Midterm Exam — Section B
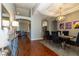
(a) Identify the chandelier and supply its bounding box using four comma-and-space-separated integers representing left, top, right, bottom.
57, 7, 65, 21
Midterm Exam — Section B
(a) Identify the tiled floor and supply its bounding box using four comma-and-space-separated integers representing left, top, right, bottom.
40, 40, 79, 56
17, 37, 58, 56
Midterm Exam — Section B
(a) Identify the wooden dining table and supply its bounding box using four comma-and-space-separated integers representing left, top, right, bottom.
59, 35, 76, 39
59, 35, 76, 49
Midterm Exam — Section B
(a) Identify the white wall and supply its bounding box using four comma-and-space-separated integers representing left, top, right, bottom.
0, 3, 1, 29
31, 11, 47, 40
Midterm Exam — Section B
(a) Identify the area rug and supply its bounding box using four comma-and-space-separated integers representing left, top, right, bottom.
40, 40, 79, 56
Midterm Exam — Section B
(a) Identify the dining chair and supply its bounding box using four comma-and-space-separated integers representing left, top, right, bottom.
21, 31, 27, 42
63, 31, 69, 36
44, 31, 51, 40
51, 31, 64, 45
65, 32, 79, 46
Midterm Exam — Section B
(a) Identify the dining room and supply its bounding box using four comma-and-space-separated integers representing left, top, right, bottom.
41, 4, 79, 55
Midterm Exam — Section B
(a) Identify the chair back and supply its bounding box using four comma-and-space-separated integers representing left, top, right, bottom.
44, 31, 50, 39
58, 31, 61, 36
51, 31, 59, 43
45, 31, 50, 36
76, 32, 79, 45
51, 31, 54, 37
52, 31, 58, 37
21, 31, 27, 36
63, 31, 69, 36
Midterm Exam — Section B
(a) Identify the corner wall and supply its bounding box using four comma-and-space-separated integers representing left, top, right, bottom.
31, 11, 46, 40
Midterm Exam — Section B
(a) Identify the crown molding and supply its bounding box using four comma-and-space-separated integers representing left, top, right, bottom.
54, 5, 79, 17
39, 5, 79, 17
15, 15, 31, 20
62, 5, 79, 15
2, 13, 9, 17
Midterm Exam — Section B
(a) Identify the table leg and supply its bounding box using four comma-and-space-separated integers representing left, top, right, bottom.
61, 41, 66, 49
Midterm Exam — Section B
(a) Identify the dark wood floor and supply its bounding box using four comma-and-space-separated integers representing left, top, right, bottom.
17, 35, 58, 56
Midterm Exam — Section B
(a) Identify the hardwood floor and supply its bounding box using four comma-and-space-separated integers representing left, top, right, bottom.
17, 35, 58, 56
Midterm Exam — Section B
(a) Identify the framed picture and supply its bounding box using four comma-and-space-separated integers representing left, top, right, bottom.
73, 20, 79, 29
65, 22, 72, 29
59, 23, 64, 29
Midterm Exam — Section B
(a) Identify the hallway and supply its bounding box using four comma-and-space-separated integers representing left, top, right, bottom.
17, 36, 58, 56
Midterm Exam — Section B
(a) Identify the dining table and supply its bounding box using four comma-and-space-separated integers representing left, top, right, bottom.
59, 35, 76, 39
59, 35, 76, 49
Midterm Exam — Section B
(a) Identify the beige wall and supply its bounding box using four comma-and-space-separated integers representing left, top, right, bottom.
57, 10, 79, 37
47, 17, 57, 32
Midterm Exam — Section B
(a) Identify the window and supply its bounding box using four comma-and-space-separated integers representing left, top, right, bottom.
2, 20, 10, 26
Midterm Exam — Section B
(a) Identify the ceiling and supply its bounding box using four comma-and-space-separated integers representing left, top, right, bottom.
2, 4, 9, 14
2, 4, 10, 17
37, 3, 79, 17
14, 3, 79, 17
15, 3, 37, 9
15, 3, 39, 16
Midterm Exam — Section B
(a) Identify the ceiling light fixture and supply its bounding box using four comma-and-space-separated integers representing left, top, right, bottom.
57, 7, 65, 21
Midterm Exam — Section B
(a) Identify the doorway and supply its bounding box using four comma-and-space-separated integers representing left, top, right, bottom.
17, 19, 31, 39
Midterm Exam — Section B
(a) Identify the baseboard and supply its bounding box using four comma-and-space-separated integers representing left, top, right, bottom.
31, 37, 43, 40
